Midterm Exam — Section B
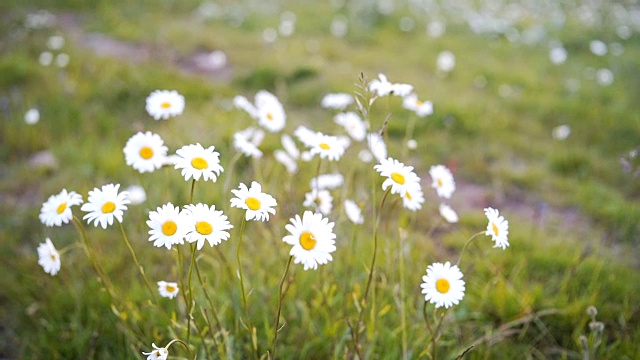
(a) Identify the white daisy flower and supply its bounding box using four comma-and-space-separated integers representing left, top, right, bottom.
310, 173, 344, 190
374, 157, 421, 196
183, 203, 233, 250
343, 199, 364, 224
123, 131, 168, 173
282, 211, 337, 270
337, 135, 352, 150
369, 73, 413, 97
300, 151, 314, 162
303, 188, 333, 216
39, 189, 83, 227
124, 185, 147, 205
24, 108, 40, 125
484, 207, 509, 249
309, 133, 345, 161
157, 281, 179, 299
230, 181, 277, 221
233, 95, 257, 118
367, 132, 388, 162
402, 185, 425, 212
81, 184, 130, 229
256, 91, 286, 132
321, 93, 353, 110
147, 203, 188, 249
436, 51, 456, 73
439, 203, 459, 223
174, 143, 224, 182
142, 343, 169, 360
402, 94, 433, 117
358, 149, 374, 163
274, 150, 298, 173
281, 134, 300, 159
429, 164, 456, 199
421, 261, 465, 308
37, 238, 61, 276
233, 128, 263, 159
293, 125, 319, 148
334, 112, 367, 141
145, 90, 185, 120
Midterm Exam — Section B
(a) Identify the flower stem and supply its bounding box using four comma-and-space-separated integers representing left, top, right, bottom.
456, 231, 486, 266
236, 217, 258, 359
271, 255, 293, 360
186, 243, 196, 343
166, 339, 194, 360
118, 221, 157, 303
189, 179, 196, 204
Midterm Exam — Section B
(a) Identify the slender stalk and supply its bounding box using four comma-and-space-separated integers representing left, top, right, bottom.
223, 152, 243, 193
193, 251, 226, 350
189, 179, 196, 204
176, 247, 191, 338
236, 217, 258, 359
456, 231, 486, 266
118, 221, 157, 303
186, 243, 197, 343
401, 115, 417, 159
399, 229, 408, 360
166, 339, 194, 360
271, 255, 293, 360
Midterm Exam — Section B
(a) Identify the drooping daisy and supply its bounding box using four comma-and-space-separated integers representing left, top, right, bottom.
310, 173, 344, 190
123, 131, 168, 173
421, 261, 465, 308
402, 94, 433, 117
174, 143, 224, 182
81, 184, 130, 229
142, 343, 169, 360
157, 281, 179, 299
274, 150, 298, 174
145, 90, 185, 120
282, 211, 337, 270
334, 112, 367, 141
439, 203, 459, 223
321, 93, 354, 110
183, 203, 233, 250
429, 164, 456, 199
374, 157, 420, 196
369, 73, 413, 97
233, 128, 263, 159
344, 199, 364, 224
309, 133, 345, 161
256, 90, 286, 132
39, 189, 83, 227
233, 95, 257, 118
367, 132, 387, 162
303, 188, 333, 216
37, 238, 61, 276
147, 203, 188, 249
484, 207, 509, 249
293, 125, 319, 148
230, 181, 277, 221
281, 134, 300, 159
402, 184, 425, 212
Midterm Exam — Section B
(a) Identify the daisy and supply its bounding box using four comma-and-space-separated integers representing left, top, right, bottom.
145, 90, 185, 120
39, 189, 83, 227
321, 93, 353, 110
142, 343, 169, 360
367, 132, 387, 162
123, 131, 168, 173
429, 164, 456, 199
24, 108, 40, 125
37, 238, 61, 276
233, 128, 263, 159
183, 203, 233, 250
484, 207, 509, 249
230, 181, 277, 221
81, 184, 130, 229
274, 150, 298, 174
235, 91, 286, 132
402, 184, 425, 212
310, 173, 344, 190
282, 211, 337, 270
281, 134, 300, 159
358, 149, 374, 163
147, 203, 188, 249
293, 125, 319, 148
303, 188, 333, 215
369, 73, 413, 97
174, 143, 224, 182
233, 95, 257, 118
402, 94, 433, 117
374, 157, 420, 196
334, 112, 367, 141
124, 185, 147, 205
157, 281, 179, 299
421, 261, 465, 308
439, 203, 459, 223
309, 133, 345, 161
344, 199, 364, 224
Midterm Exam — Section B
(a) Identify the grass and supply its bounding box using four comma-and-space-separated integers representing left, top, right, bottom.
1, 1, 639, 359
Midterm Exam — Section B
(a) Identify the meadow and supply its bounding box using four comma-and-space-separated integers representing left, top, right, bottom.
1, 0, 639, 359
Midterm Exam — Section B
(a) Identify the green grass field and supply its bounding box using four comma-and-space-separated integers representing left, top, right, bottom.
1, 1, 639, 359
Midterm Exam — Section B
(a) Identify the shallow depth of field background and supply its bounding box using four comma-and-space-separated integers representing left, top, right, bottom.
1, 0, 640, 359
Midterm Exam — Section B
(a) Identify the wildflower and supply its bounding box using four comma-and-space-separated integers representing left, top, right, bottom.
282, 211, 337, 270
184, 203, 233, 250
303, 188, 333, 215
407, 139, 418, 150
174, 143, 223, 182
402, 94, 433, 117
233, 127, 264, 159
145, 90, 185, 120
230, 181, 277, 221
344, 199, 364, 224
235, 91, 286, 132
321, 93, 353, 110
369, 73, 413, 97
37, 238, 61, 276
233, 95, 257, 118
367, 132, 387, 162
552, 125, 571, 140
436, 51, 456, 73
310, 173, 344, 190
334, 112, 367, 141
281, 134, 300, 159
24, 108, 40, 125
439, 203, 459, 223
124, 185, 147, 205
374, 157, 420, 196
123, 131, 168, 173
402, 185, 425, 212
309, 133, 345, 161
81, 184, 130, 229
274, 150, 297, 173
294, 125, 319, 148
421, 261, 465, 308
484, 207, 509, 249
142, 343, 169, 360
429, 164, 455, 199
358, 149, 374, 163
39, 189, 83, 227
157, 281, 179, 299
147, 203, 188, 249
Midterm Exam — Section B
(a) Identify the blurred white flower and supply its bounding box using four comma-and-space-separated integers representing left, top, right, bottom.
549, 46, 567, 65
310, 173, 344, 190
343, 199, 364, 224
596, 68, 614, 86
552, 125, 571, 140
39, 51, 53, 66
37, 238, 61, 276
437, 51, 456, 73
24, 108, 40, 125
125, 185, 147, 205
321, 93, 353, 110
334, 112, 367, 141
589, 40, 607, 56
47, 35, 65, 50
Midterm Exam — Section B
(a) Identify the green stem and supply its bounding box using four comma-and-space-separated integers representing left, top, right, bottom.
118, 221, 157, 303
401, 115, 417, 159
223, 152, 243, 194
361, 188, 391, 308
456, 231, 486, 267
272, 256, 293, 360
189, 179, 196, 204
193, 250, 226, 351
176, 247, 191, 338
166, 339, 194, 360
236, 217, 258, 359
186, 243, 196, 344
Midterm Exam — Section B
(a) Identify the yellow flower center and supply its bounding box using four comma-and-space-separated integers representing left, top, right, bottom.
299, 231, 316, 251
50, 254, 57, 261
245, 197, 261, 211
391, 172, 405, 185
437, 178, 443, 187
165, 284, 176, 293
405, 192, 412, 200
191, 157, 208, 170
56, 203, 67, 214
492, 222, 499, 236
102, 201, 116, 214
160, 102, 171, 109
416, 99, 423, 106
267, 113, 274, 121
319, 143, 331, 150
139, 146, 154, 159
162, 221, 177, 236
196, 221, 212, 235
436, 278, 450, 294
